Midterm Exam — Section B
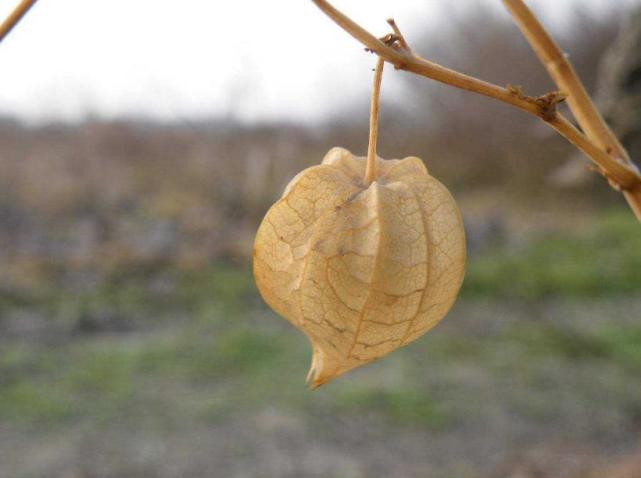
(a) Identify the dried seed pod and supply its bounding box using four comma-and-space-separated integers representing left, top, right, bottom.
253, 147, 466, 387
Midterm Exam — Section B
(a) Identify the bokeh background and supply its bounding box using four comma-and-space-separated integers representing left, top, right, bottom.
1, 1, 641, 477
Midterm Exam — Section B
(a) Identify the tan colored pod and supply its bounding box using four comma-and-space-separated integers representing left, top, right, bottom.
253, 147, 466, 388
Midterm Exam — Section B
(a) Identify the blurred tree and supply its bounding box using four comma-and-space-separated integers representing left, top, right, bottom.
597, 5, 641, 161
552, 5, 641, 189
396, 1, 625, 188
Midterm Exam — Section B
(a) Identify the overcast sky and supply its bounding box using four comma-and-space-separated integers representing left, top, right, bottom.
0, 0, 635, 124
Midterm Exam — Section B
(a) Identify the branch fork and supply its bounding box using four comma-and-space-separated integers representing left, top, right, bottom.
506, 84, 568, 121
311, 0, 641, 220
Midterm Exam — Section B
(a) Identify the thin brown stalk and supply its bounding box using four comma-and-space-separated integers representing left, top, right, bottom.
311, 0, 540, 117
365, 57, 385, 186
0, 0, 38, 43
310, 0, 641, 221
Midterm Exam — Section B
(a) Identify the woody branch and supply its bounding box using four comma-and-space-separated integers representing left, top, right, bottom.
311, 0, 641, 221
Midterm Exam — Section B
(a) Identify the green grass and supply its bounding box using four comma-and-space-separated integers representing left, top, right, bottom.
585, 326, 641, 371
0, 323, 306, 425
493, 322, 641, 373
1, 211, 640, 427
0, 382, 74, 423
506, 325, 613, 360
334, 386, 446, 427
4, 316, 640, 426
463, 211, 641, 299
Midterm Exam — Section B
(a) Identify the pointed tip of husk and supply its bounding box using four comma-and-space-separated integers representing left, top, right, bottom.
305, 346, 339, 390
305, 368, 324, 390
306, 349, 325, 390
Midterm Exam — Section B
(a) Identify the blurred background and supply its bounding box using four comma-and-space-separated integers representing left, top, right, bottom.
1, 0, 641, 477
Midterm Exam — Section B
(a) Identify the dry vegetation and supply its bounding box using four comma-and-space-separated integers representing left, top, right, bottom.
0, 3, 632, 292
1, 3, 641, 477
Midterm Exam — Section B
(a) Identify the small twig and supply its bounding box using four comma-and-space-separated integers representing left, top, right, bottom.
310, 0, 641, 221
312, 0, 542, 117
0, 0, 38, 43
386, 18, 410, 52
365, 57, 385, 186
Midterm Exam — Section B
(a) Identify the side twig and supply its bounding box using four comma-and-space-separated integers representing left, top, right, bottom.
310, 0, 641, 220
0, 0, 38, 43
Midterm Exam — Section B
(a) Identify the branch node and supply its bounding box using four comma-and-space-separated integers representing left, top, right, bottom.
386, 18, 411, 53
506, 84, 527, 100
534, 91, 567, 122
364, 34, 400, 56
507, 84, 567, 121
602, 169, 623, 191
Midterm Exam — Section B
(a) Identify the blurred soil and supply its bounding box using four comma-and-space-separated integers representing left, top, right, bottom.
0, 119, 640, 477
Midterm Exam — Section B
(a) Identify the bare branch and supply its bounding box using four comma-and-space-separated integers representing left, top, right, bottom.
0, 0, 38, 43
501, 0, 626, 158
501, 0, 641, 219
312, 0, 542, 117
310, 0, 641, 221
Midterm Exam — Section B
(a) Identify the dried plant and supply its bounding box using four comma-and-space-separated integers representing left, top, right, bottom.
254, 1, 641, 387
255, 54, 466, 387
312, 0, 641, 220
